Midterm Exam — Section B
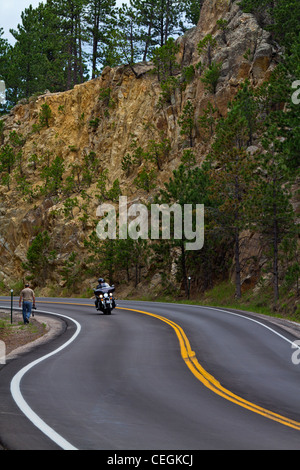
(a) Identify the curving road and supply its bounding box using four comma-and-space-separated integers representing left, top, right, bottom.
1, 297, 300, 450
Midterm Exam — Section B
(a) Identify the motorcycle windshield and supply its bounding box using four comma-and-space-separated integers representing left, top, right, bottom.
94, 286, 115, 295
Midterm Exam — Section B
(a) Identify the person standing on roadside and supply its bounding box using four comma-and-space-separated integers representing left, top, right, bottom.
19, 283, 36, 324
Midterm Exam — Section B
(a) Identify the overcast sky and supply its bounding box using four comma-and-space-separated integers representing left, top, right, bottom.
1, 0, 129, 44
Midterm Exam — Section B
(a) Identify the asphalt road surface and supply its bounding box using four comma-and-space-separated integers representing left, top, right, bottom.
1, 297, 300, 450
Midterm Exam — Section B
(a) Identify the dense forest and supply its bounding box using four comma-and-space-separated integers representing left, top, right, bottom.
0, 0, 299, 311
0, 0, 201, 108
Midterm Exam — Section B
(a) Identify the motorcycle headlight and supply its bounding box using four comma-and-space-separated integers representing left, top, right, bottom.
104, 293, 108, 298
100, 294, 103, 298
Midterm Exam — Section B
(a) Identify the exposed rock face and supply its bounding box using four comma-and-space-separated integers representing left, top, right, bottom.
0, 0, 280, 291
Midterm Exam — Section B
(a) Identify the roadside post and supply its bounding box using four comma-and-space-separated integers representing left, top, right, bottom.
10, 289, 13, 324
188, 276, 191, 299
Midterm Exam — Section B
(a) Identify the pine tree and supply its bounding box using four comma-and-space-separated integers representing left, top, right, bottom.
153, 0, 183, 47
0, 28, 9, 77
0, 28, 10, 112
209, 82, 258, 298
130, 0, 159, 61
115, 3, 144, 68
250, 125, 297, 303
23, 231, 56, 286
178, 100, 195, 147
239, 0, 300, 53
0, 144, 15, 189
249, 66, 299, 302
41, 155, 65, 196
197, 34, 217, 67
8, 2, 70, 101
201, 61, 222, 95
84, 0, 116, 78
131, 0, 184, 52
182, 0, 203, 26
152, 37, 180, 82
55, 0, 89, 88
156, 160, 211, 297
9, 5, 49, 99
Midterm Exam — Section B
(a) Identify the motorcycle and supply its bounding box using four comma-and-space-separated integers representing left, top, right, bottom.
94, 283, 116, 315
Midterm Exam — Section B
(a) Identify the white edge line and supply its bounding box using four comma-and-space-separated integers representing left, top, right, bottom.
200, 305, 300, 350
10, 308, 81, 450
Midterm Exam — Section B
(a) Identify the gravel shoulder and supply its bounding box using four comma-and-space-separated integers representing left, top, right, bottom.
0, 309, 65, 361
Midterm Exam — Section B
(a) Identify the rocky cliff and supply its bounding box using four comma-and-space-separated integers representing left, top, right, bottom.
0, 0, 281, 296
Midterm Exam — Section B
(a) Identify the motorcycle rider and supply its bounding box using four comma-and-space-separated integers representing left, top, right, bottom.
94, 278, 116, 310
96, 277, 107, 289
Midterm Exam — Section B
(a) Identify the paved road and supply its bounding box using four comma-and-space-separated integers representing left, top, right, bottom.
1, 297, 300, 450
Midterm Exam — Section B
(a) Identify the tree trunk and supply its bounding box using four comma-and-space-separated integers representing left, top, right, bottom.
143, 17, 153, 61
164, 0, 170, 44
273, 199, 279, 302
234, 227, 242, 298
135, 263, 138, 288
92, 5, 100, 79
181, 240, 188, 297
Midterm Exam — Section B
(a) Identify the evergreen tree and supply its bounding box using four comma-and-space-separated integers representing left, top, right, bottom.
201, 61, 222, 95
115, 3, 144, 68
239, 0, 300, 53
249, 65, 299, 302
0, 144, 15, 189
209, 82, 258, 298
8, 3, 67, 101
250, 126, 297, 303
152, 37, 179, 82
23, 230, 56, 286
9, 5, 49, 99
178, 100, 195, 147
197, 34, 217, 67
156, 160, 211, 296
153, 0, 183, 47
182, 0, 203, 26
41, 155, 65, 196
60, 251, 83, 292
0, 28, 9, 77
35, 1, 69, 90
1, 0, 200, 99
0, 28, 10, 112
7, 0, 89, 101
114, 237, 135, 282
84, 0, 116, 77
130, 0, 159, 61
55, 0, 89, 88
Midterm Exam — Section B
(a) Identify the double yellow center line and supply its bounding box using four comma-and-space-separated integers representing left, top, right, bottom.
121, 306, 300, 431
4, 299, 300, 431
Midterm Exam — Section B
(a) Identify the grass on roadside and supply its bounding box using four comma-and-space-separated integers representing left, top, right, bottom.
0, 310, 47, 354
133, 280, 300, 323
0, 312, 40, 335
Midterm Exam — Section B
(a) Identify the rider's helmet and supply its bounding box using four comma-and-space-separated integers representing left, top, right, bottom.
98, 278, 105, 284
